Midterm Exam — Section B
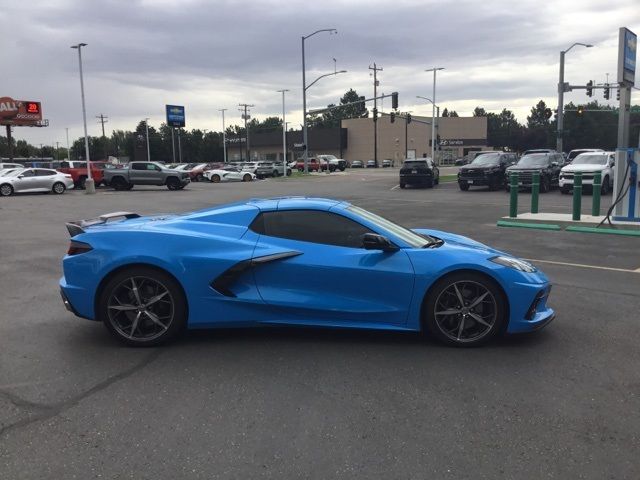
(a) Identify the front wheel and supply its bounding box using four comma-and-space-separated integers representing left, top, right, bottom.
52, 182, 66, 194
0, 183, 13, 196
459, 182, 469, 191
211, 174, 221, 183
112, 177, 129, 191
601, 176, 610, 195
166, 177, 181, 190
97, 266, 187, 347
77, 176, 87, 190
423, 272, 507, 347
243, 174, 252, 182
540, 176, 551, 193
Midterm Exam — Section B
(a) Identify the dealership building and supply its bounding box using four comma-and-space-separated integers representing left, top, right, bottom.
227, 115, 488, 164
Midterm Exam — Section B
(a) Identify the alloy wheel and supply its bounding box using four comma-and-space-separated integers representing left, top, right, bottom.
0, 184, 12, 196
107, 276, 175, 342
433, 280, 497, 343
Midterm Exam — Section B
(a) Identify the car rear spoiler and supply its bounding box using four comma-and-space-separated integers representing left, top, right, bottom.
66, 212, 140, 237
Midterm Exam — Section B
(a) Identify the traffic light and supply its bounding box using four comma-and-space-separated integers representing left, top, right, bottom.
586, 80, 593, 97
373, 107, 378, 122
604, 86, 610, 100
390, 111, 395, 123
391, 92, 398, 110
406, 113, 412, 124
616, 88, 620, 101
577, 105, 584, 115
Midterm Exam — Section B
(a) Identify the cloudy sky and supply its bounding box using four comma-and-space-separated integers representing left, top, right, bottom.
2, 0, 638, 148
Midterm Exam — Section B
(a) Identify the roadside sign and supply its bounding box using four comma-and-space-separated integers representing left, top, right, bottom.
166, 105, 185, 128
618, 27, 637, 86
0, 97, 43, 126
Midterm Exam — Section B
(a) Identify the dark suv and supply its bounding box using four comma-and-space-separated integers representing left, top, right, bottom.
505, 152, 563, 192
399, 158, 439, 188
458, 152, 517, 191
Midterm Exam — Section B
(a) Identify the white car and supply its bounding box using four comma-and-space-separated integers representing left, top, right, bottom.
0, 162, 23, 171
204, 167, 255, 183
0, 168, 74, 196
559, 151, 615, 195
0, 167, 24, 177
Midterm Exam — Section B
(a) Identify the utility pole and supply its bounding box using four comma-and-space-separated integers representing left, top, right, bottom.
369, 63, 383, 167
56, 141, 60, 160
426, 67, 444, 163
96, 114, 108, 137
238, 103, 254, 161
171, 128, 176, 164
65, 127, 70, 160
144, 118, 151, 162
219, 108, 228, 163
277, 90, 289, 175
178, 128, 183, 163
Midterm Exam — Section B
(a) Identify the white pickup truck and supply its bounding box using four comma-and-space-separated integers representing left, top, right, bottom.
559, 151, 615, 195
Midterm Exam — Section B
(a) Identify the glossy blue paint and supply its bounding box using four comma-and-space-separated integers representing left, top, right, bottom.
60, 197, 554, 336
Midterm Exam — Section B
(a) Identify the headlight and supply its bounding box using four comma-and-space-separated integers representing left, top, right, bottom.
490, 256, 536, 272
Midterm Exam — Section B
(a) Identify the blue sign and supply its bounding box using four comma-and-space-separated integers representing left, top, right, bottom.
624, 29, 636, 76
166, 105, 185, 128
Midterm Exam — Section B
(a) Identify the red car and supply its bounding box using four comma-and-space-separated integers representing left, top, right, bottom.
294, 157, 335, 172
57, 161, 113, 189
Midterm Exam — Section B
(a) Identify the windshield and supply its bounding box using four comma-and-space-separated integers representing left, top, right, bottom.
568, 150, 597, 160
347, 205, 431, 248
4, 169, 25, 177
471, 153, 501, 165
573, 154, 607, 165
403, 161, 427, 167
516, 154, 548, 167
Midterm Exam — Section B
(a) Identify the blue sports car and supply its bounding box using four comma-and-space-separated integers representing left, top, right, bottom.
60, 198, 554, 347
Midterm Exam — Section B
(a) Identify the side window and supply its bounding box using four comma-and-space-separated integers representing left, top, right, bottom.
147, 164, 159, 171
252, 210, 372, 248
22, 170, 35, 177
131, 163, 145, 171
36, 169, 54, 176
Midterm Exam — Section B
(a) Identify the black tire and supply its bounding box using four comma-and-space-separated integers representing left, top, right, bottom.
112, 177, 129, 191
459, 182, 470, 191
196, 174, 204, 182
340, 167, 345, 172
273, 170, 279, 177
425, 179, 434, 188
298, 168, 304, 173
97, 266, 187, 347
540, 176, 551, 193
125, 184, 134, 191
166, 177, 180, 190
211, 174, 221, 183
77, 176, 87, 190
423, 271, 507, 347
601, 176, 610, 195
560, 186, 570, 195
504, 183, 511, 192
0, 183, 13, 196
399, 182, 406, 189
286, 169, 292, 176
488, 177, 500, 191
52, 182, 66, 195
243, 173, 253, 182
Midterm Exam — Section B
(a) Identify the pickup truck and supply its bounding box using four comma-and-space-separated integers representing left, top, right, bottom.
102, 161, 191, 190
57, 161, 110, 189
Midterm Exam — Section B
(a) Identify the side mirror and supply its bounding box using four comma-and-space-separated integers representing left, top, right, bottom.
610, 160, 615, 167
18, 175, 24, 179
362, 233, 398, 252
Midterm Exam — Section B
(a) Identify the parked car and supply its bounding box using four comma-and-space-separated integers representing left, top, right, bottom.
505, 152, 563, 192
366, 160, 376, 168
565, 149, 604, 165
559, 151, 615, 195
350, 160, 364, 168
0, 168, 74, 196
204, 166, 255, 183
0, 162, 23, 171
60, 198, 554, 347
382, 159, 392, 168
270, 162, 292, 177
0, 167, 23, 177
458, 152, 517, 191
399, 158, 440, 188
57, 161, 111, 189
317, 154, 347, 171
294, 158, 335, 172
102, 162, 190, 191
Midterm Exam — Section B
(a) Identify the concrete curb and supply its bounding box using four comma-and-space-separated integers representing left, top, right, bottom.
497, 220, 561, 230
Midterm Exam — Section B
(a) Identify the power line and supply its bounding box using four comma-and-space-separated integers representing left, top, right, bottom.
96, 114, 109, 137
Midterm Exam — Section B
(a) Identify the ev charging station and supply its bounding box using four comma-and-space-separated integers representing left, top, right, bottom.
611, 27, 639, 224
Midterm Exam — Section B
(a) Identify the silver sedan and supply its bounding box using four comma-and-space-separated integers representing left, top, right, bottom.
0, 168, 75, 196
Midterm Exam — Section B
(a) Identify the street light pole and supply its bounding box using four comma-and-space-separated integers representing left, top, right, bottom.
425, 67, 444, 162
71, 42, 95, 194
144, 118, 151, 162
65, 127, 70, 160
277, 90, 289, 176
219, 108, 228, 163
556, 42, 593, 154
302, 28, 341, 174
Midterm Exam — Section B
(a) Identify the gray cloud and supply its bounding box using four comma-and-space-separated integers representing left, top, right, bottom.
1, 0, 638, 146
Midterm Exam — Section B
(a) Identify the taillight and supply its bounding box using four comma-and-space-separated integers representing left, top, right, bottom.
67, 240, 92, 255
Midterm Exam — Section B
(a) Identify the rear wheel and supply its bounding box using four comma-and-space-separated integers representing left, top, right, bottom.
112, 177, 129, 191
211, 174, 221, 183
243, 173, 253, 182
540, 176, 551, 193
272, 170, 279, 177
52, 182, 66, 194
196, 173, 204, 182
77, 176, 87, 190
0, 183, 13, 196
98, 266, 187, 347
166, 177, 180, 190
561, 186, 570, 195
424, 271, 507, 347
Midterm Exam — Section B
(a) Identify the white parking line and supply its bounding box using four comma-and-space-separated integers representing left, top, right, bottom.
390, 185, 400, 191
523, 258, 640, 274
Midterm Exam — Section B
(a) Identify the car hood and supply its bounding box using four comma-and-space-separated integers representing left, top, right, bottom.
561, 164, 606, 173
460, 164, 499, 171
506, 165, 546, 171
412, 228, 503, 254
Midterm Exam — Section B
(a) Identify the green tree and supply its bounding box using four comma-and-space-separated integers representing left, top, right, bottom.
473, 107, 487, 117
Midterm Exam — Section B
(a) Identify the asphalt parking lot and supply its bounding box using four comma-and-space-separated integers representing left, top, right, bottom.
1, 168, 639, 479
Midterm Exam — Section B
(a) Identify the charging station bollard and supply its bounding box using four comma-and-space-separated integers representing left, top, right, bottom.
572, 172, 582, 221
509, 172, 518, 218
531, 171, 540, 214
592, 171, 601, 217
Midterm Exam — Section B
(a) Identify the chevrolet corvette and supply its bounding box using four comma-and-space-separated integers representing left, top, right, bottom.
60, 198, 554, 347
